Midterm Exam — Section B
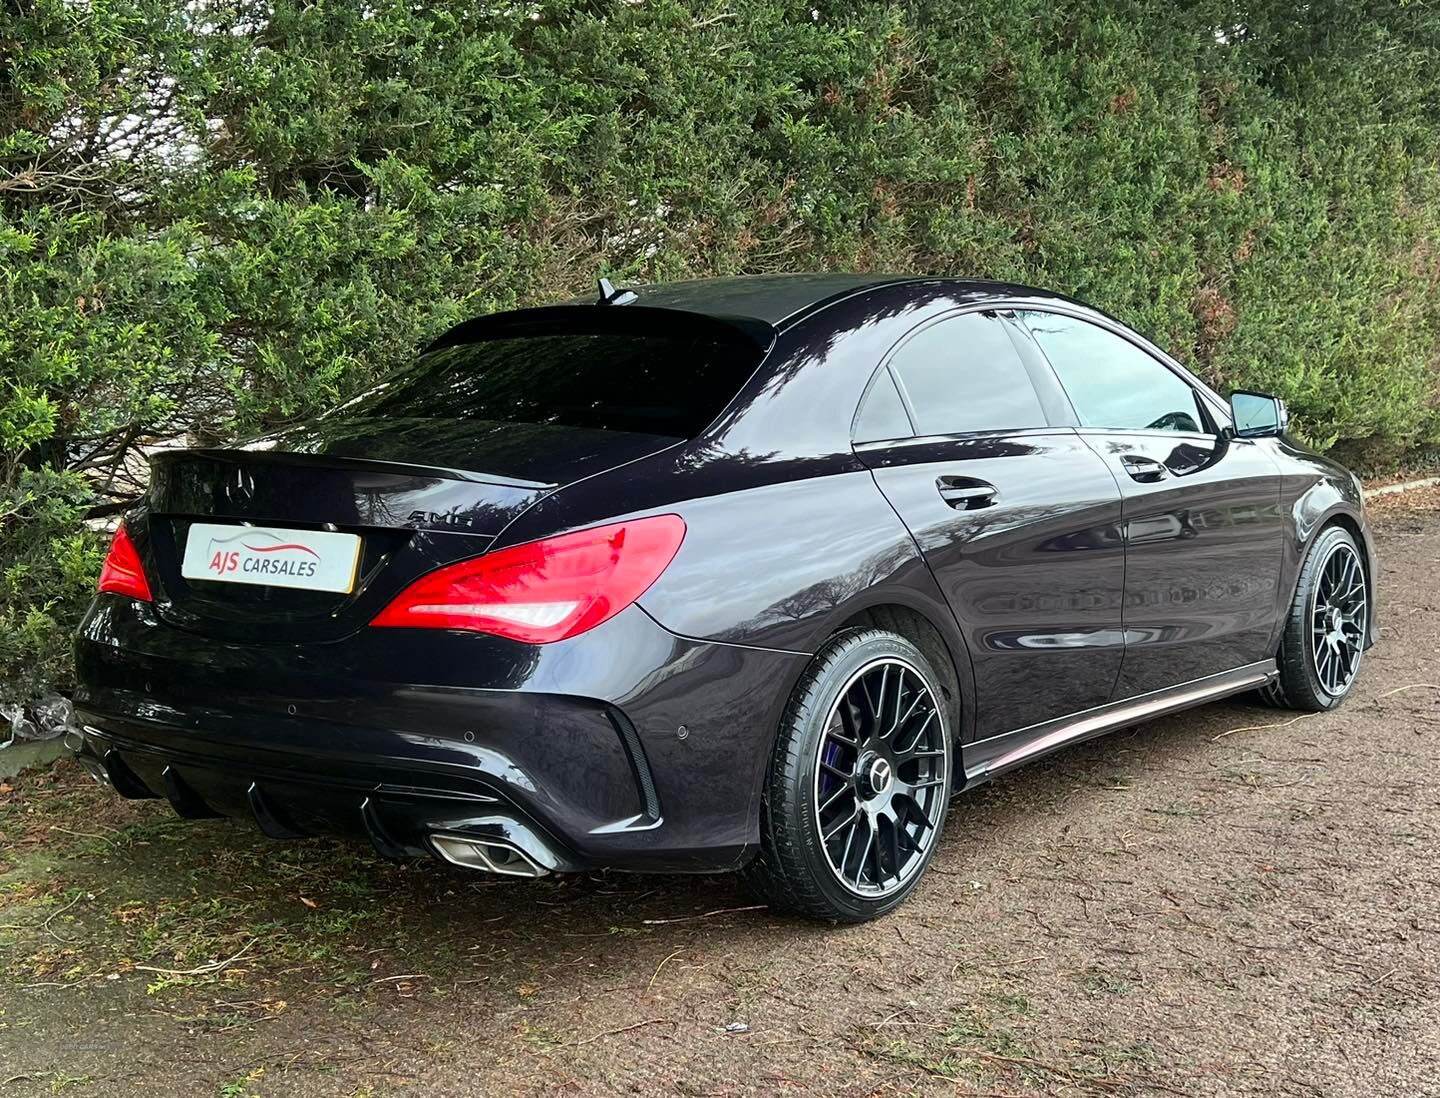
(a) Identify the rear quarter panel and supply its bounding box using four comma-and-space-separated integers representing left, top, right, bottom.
490, 285, 989, 733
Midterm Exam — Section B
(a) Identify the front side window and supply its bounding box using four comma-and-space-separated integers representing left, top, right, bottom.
1019, 312, 1207, 433
887, 313, 1048, 436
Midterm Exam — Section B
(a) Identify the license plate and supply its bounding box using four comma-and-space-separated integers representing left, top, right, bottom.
181, 523, 362, 593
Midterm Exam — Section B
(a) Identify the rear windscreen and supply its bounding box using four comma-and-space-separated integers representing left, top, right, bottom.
351, 329, 762, 438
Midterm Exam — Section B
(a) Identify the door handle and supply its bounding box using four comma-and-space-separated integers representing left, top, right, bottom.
936, 476, 998, 510
1120, 455, 1169, 483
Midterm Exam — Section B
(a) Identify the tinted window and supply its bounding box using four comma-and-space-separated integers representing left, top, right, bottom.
889, 314, 1047, 435
350, 330, 760, 438
1021, 313, 1206, 433
853, 370, 913, 442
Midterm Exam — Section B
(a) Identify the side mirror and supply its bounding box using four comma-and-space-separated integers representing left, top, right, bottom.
1229, 390, 1288, 439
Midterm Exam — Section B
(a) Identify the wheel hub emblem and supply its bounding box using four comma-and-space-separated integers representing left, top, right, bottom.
865, 756, 892, 797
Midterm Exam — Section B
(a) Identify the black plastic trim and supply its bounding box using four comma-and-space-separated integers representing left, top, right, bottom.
606, 707, 661, 822
161, 764, 222, 819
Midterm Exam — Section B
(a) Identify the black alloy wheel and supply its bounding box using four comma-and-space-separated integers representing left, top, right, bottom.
813, 657, 948, 897
1263, 524, 1370, 712
1308, 540, 1367, 696
744, 629, 954, 922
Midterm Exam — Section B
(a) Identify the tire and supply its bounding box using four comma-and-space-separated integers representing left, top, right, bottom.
742, 628, 955, 922
1260, 524, 1369, 712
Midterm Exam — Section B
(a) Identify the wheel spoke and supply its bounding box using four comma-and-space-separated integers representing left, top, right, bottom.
853, 820, 875, 888
825, 720, 858, 749
904, 793, 937, 833
1342, 554, 1361, 590
902, 777, 945, 793
897, 746, 945, 764
879, 814, 901, 884
866, 666, 888, 724
887, 686, 924, 742
823, 807, 859, 842
1337, 639, 1356, 674
884, 669, 902, 737
896, 707, 936, 755
838, 815, 859, 873
819, 783, 852, 814
896, 825, 924, 855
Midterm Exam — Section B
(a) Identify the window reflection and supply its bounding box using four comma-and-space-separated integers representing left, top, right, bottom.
1020, 312, 1205, 433
350, 331, 761, 439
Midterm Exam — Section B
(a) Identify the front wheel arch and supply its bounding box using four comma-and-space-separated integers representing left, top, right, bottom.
1263, 521, 1370, 711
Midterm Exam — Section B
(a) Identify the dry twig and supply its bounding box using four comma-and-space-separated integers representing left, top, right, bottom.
1211, 715, 1307, 742
1376, 683, 1440, 698
647, 948, 685, 991
575, 1018, 674, 1045
642, 904, 766, 925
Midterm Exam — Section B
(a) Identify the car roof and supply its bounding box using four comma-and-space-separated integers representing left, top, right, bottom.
426, 274, 1089, 354
619, 273, 1077, 327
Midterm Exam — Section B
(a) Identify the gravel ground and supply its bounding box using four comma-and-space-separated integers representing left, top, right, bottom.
1, 495, 1436, 1097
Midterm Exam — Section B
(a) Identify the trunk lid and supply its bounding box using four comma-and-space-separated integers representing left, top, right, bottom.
142, 420, 679, 643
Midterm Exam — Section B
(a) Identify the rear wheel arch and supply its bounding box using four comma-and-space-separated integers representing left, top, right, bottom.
831, 604, 968, 739
832, 605, 972, 795
741, 597, 973, 853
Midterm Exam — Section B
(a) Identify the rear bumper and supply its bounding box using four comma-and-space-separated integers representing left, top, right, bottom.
72, 716, 586, 874
74, 597, 808, 873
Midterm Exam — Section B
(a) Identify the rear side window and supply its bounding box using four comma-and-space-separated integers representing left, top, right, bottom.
1020, 312, 1208, 434
888, 313, 1048, 436
354, 329, 761, 438
853, 370, 913, 443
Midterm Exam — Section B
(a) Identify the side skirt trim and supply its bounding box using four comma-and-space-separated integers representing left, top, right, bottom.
963, 660, 1277, 784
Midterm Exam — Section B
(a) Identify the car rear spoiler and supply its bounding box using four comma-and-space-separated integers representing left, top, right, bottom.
423, 304, 777, 356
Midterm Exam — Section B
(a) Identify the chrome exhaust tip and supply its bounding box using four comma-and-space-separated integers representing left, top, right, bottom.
430, 833, 550, 878
77, 754, 111, 787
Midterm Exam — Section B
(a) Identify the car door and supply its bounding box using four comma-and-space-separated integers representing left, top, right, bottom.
1016, 309, 1285, 699
852, 309, 1127, 741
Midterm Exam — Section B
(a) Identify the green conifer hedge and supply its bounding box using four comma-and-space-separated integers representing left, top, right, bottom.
3, 1, 1438, 701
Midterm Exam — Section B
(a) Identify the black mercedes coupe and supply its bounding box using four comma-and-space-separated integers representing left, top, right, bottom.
73, 275, 1376, 921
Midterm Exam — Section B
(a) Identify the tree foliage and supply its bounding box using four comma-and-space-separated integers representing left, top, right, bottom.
2, 0, 1439, 700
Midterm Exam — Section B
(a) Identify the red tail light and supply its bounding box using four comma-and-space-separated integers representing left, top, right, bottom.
97, 521, 153, 603
371, 515, 686, 643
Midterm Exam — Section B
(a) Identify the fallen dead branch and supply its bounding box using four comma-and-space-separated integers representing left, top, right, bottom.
133, 937, 258, 977
647, 947, 685, 991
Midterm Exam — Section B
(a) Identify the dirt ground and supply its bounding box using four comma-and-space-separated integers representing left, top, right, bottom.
2, 494, 1437, 1098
